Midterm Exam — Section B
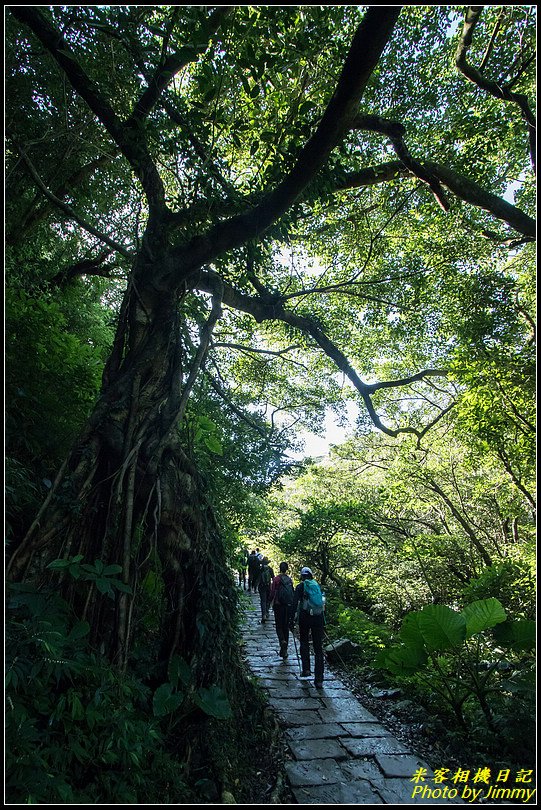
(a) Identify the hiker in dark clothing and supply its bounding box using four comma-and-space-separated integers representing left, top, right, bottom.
237, 546, 249, 589
291, 567, 325, 688
247, 550, 260, 593
270, 561, 295, 658
258, 557, 274, 622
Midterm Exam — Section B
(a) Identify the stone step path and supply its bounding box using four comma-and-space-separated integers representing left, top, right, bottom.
241, 592, 461, 804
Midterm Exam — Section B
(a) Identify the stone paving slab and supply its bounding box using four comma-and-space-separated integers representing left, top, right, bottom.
279, 710, 324, 726
375, 753, 433, 778
340, 721, 394, 737
320, 695, 377, 713
379, 778, 451, 804
291, 779, 383, 804
287, 737, 349, 761
341, 735, 410, 757
265, 686, 315, 698
285, 723, 346, 741
269, 697, 322, 711
240, 590, 463, 804
318, 705, 379, 724
339, 757, 387, 783
304, 685, 349, 696
285, 757, 348, 786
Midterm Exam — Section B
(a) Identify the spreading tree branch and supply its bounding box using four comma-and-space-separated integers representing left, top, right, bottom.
11, 151, 117, 242
352, 115, 450, 211
170, 7, 401, 275
50, 252, 121, 286
338, 160, 535, 238
193, 268, 452, 440
456, 6, 536, 172
203, 371, 273, 441
10, 6, 167, 211
126, 6, 233, 127
13, 139, 133, 259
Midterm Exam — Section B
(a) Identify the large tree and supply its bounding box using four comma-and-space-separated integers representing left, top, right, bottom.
6, 5, 535, 682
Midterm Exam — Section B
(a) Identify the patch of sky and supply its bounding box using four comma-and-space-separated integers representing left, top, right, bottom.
286, 399, 360, 461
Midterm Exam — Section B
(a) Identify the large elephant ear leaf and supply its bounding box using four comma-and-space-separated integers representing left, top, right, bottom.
195, 685, 232, 720
461, 598, 507, 637
375, 644, 428, 675
400, 610, 425, 647
493, 619, 536, 651
418, 604, 466, 651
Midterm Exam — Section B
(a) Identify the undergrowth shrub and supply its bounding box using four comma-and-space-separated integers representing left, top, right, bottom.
324, 593, 392, 675
5, 581, 193, 804
5, 576, 279, 804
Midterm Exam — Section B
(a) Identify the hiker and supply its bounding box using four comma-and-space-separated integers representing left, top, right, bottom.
258, 557, 274, 623
237, 547, 249, 589
291, 567, 325, 688
247, 550, 261, 593
270, 561, 295, 658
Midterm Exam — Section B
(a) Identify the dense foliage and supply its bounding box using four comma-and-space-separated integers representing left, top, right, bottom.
5, 4, 535, 803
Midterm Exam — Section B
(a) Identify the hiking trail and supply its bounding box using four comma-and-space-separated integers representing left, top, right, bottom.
241, 591, 462, 804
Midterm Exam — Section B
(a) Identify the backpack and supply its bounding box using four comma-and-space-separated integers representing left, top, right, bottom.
274, 574, 294, 606
302, 579, 324, 616
260, 565, 271, 589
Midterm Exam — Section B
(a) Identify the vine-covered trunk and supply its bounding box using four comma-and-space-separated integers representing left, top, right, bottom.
7, 250, 238, 681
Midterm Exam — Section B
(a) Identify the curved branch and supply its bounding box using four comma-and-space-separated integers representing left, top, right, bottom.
212, 341, 307, 369
193, 268, 452, 440
338, 160, 536, 238
127, 7, 233, 127
352, 115, 450, 211
424, 161, 536, 238
11, 151, 117, 241
14, 140, 133, 259
456, 6, 536, 172
177, 287, 224, 425
366, 369, 449, 394
10, 6, 167, 211
50, 252, 121, 287
204, 371, 270, 440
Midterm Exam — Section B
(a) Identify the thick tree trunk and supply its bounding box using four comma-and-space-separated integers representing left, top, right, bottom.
7, 250, 236, 678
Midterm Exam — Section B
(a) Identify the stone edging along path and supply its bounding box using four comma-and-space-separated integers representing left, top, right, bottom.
241, 592, 463, 805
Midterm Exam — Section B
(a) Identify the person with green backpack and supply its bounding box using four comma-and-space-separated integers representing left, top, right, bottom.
258, 557, 274, 623
291, 567, 325, 688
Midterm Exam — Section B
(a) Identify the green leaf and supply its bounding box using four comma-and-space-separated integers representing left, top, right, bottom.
110, 579, 133, 594
204, 434, 223, 455
70, 693, 84, 720
461, 598, 506, 637
152, 683, 185, 718
493, 619, 536, 651
195, 685, 232, 719
95, 578, 113, 595
168, 656, 192, 688
142, 570, 160, 595
47, 559, 71, 570
375, 645, 428, 675
400, 610, 425, 647
103, 564, 122, 576
68, 620, 90, 641
499, 670, 536, 694
93, 559, 105, 575
417, 604, 466, 651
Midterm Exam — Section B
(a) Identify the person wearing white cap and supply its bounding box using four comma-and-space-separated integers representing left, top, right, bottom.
291, 567, 325, 688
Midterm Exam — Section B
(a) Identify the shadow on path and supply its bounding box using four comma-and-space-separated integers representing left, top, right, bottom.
241, 591, 463, 804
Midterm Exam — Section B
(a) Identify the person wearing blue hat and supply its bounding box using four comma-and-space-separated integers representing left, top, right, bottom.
291, 566, 325, 688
